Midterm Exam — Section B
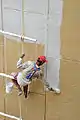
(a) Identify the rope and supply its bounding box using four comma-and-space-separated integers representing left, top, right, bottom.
4, 36, 8, 116
35, 41, 38, 61
1, 0, 7, 119
18, 96, 22, 120
17, 37, 22, 120
21, 0, 25, 54
17, 41, 22, 120
44, 0, 50, 120
2, 24, 8, 120
17, 0, 25, 119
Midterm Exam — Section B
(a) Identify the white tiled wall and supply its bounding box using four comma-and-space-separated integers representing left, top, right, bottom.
1, 0, 47, 43
3, 0, 22, 10
3, 9, 22, 35
24, 12, 46, 43
49, 0, 63, 26
24, 0, 48, 15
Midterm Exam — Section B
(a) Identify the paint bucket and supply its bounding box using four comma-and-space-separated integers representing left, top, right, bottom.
6, 81, 14, 93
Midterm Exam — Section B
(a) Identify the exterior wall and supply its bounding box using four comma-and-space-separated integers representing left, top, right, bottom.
0, 0, 62, 90
0, 0, 80, 120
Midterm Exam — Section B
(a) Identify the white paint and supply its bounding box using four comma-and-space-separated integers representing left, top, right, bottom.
45, 58, 60, 90
24, 0, 48, 15
45, 0, 63, 91
47, 26, 60, 58
24, 12, 46, 43
3, 0, 22, 11
49, 0, 63, 26
3, 9, 21, 35
0, 112, 22, 120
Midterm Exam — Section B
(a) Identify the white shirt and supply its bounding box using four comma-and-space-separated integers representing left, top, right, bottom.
16, 58, 39, 87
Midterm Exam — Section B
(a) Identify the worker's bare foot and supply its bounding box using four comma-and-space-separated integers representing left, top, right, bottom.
18, 90, 23, 96
24, 93, 28, 98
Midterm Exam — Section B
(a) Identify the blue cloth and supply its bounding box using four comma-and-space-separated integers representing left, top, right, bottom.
26, 63, 40, 79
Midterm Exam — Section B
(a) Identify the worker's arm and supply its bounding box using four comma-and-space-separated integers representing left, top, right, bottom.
16, 53, 25, 68
23, 62, 41, 79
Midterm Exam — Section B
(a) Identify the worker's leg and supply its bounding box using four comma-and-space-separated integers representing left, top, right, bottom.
11, 79, 22, 96
11, 72, 21, 90
23, 85, 28, 98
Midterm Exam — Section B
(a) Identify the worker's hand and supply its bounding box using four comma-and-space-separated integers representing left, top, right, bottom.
21, 53, 25, 58
21, 35, 24, 41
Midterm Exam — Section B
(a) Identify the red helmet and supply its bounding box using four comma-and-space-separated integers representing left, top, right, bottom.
38, 56, 48, 63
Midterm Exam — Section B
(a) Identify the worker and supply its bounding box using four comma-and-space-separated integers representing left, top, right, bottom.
11, 53, 48, 98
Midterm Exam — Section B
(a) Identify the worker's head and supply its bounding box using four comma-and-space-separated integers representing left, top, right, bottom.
36, 56, 48, 66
